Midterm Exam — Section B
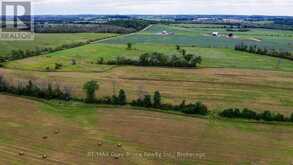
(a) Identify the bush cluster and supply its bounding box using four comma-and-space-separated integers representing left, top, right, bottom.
130, 92, 208, 116
235, 43, 292, 61
219, 108, 293, 122
98, 52, 202, 68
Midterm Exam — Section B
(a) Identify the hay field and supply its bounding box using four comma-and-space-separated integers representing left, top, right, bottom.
1, 66, 292, 114
1, 94, 293, 164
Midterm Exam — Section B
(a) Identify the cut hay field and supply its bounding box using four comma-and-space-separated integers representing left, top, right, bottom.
1, 66, 293, 115
102, 24, 293, 52
4, 43, 293, 72
0, 33, 117, 57
1, 94, 293, 165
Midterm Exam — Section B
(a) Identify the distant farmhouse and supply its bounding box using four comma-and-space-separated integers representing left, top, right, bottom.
157, 30, 175, 36
212, 32, 219, 36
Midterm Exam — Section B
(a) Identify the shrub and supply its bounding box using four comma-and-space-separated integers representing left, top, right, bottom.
55, 63, 63, 70
181, 102, 208, 115
127, 43, 132, 50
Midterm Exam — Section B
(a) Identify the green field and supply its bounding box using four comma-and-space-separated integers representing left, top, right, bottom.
102, 24, 293, 51
1, 94, 293, 164
4, 43, 293, 72
0, 33, 117, 57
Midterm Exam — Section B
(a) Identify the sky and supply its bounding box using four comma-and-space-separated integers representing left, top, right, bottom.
8, 0, 293, 16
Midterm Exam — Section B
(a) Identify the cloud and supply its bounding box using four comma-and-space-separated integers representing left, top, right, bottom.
30, 0, 293, 16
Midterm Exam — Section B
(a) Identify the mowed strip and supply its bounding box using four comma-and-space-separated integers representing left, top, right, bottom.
1, 66, 293, 114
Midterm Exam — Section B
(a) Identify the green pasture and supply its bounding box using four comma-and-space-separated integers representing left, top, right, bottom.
4, 43, 293, 72
102, 24, 293, 52
0, 33, 117, 57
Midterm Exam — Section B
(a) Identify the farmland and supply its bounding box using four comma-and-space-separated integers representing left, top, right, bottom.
1, 23, 293, 164
1, 94, 293, 164
4, 44, 293, 72
1, 66, 293, 115
0, 33, 117, 57
102, 24, 293, 52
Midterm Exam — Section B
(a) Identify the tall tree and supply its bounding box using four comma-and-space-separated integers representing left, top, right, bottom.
83, 80, 99, 103
153, 91, 161, 108
118, 89, 127, 105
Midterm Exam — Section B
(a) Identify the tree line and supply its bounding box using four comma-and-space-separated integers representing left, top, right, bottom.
0, 76, 71, 100
35, 24, 135, 34
1, 76, 293, 123
97, 52, 202, 68
235, 43, 293, 61
219, 108, 293, 122
82, 80, 208, 116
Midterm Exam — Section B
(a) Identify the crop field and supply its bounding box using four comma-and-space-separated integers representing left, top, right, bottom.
1, 94, 293, 165
4, 43, 293, 72
0, 33, 117, 57
102, 24, 293, 51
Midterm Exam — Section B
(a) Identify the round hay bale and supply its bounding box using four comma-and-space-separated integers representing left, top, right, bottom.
54, 130, 60, 134
42, 136, 48, 139
42, 154, 48, 159
19, 152, 24, 156
117, 144, 122, 148
97, 141, 102, 146
114, 155, 119, 159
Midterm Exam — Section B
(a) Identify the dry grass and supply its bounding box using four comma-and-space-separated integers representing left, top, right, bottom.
0, 95, 131, 165
1, 94, 293, 164
1, 66, 293, 114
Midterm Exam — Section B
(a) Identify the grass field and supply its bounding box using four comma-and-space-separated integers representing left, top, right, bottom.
0, 33, 117, 57
102, 24, 293, 51
1, 94, 293, 164
4, 43, 293, 72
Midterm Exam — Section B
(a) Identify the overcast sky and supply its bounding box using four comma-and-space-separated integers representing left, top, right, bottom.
27, 0, 293, 16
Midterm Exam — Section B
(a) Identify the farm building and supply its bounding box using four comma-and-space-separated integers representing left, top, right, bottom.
157, 31, 175, 36
212, 32, 219, 36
